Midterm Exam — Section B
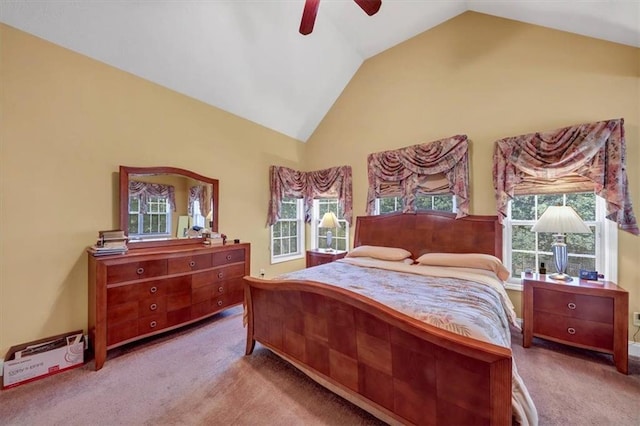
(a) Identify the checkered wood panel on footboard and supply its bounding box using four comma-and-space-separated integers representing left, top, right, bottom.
246, 282, 512, 426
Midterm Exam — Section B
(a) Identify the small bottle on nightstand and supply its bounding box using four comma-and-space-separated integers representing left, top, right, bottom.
539, 262, 546, 274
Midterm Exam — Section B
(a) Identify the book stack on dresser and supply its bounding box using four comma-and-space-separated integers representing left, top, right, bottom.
89, 230, 128, 256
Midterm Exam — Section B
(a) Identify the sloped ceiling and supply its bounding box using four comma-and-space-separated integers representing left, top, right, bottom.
1, 1, 638, 142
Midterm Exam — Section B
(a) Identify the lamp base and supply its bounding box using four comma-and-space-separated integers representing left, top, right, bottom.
548, 272, 573, 282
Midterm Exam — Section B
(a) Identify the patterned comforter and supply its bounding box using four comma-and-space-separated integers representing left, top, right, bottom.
276, 257, 538, 426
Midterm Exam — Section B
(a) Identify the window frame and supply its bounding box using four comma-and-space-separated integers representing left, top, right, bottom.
310, 199, 350, 251
503, 194, 617, 291
270, 197, 305, 264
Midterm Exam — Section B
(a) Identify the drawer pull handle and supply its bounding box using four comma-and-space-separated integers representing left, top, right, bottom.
226, 254, 232, 261
150, 303, 157, 311
150, 286, 158, 294
567, 327, 576, 335
189, 261, 196, 267
217, 300, 223, 306
218, 272, 224, 279
218, 286, 224, 293
136, 267, 144, 275
150, 321, 157, 328
567, 302, 576, 310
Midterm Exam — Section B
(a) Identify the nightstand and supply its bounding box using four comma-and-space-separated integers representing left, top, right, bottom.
522, 273, 628, 374
306, 249, 347, 268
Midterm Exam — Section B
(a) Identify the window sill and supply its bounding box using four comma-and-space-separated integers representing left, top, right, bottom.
270, 253, 304, 265
505, 282, 523, 292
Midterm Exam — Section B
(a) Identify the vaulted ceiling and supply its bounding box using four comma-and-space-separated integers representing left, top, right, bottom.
1, 1, 638, 142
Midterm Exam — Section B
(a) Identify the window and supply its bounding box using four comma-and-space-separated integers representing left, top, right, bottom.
270, 197, 305, 263
311, 199, 349, 251
375, 196, 403, 214
374, 195, 455, 215
504, 192, 617, 289
416, 194, 456, 212
128, 195, 172, 238
191, 199, 206, 229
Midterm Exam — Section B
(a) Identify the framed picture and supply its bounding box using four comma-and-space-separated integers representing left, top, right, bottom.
177, 215, 189, 239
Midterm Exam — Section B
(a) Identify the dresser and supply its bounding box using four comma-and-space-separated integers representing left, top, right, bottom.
88, 242, 250, 370
522, 273, 628, 374
305, 249, 347, 268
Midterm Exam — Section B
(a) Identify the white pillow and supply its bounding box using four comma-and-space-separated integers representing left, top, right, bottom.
346, 245, 412, 261
343, 256, 415, 265
415, 252, 510, 281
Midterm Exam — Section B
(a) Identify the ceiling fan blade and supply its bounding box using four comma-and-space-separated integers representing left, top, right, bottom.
353, 0, 381, 16
299, 0, 321, 35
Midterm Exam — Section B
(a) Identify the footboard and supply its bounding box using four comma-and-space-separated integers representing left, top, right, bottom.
244, 276, 512, 426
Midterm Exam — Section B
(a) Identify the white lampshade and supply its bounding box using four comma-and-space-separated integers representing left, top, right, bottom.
531, 205, 590, 282
319, 212, 341, 229
531, 206, 591, 234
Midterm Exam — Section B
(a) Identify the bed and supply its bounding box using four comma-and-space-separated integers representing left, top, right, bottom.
243, 211, 537, 425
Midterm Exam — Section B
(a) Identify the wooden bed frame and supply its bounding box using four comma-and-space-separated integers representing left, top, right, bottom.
243, 211, 512, 425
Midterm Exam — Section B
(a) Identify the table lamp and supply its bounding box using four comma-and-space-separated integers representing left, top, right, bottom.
531, 205, 591, 281
319, 212, 341, 252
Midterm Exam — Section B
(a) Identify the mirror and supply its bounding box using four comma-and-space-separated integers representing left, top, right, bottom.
119, 166, 219, 247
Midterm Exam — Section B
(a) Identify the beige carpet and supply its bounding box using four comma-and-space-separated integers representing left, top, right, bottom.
1, 307, 638, 425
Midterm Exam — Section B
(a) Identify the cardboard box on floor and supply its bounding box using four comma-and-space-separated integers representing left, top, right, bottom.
2, 330, 85, 389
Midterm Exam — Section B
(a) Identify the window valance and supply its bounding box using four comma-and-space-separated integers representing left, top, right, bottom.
366, 135, 470, 218
267, 165, 353, 226
128, 181, 176, 214
188, 185, 212, 219
493, 118, 638, 235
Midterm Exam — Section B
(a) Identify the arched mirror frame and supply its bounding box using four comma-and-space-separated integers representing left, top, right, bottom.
119, 165, 219, 248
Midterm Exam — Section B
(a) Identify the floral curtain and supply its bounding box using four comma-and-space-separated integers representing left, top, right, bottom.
266, 165, 353, 226
188, 185, 212, 219
366, 135, 470, 218
128, 181, 176, 214
493, 118, 638, 235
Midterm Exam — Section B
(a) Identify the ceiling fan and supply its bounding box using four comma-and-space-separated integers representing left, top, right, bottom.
299, 0, 382, 35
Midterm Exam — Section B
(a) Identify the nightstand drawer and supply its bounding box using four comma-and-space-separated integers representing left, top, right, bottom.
533, 288, 613, 324
310, 256, 333, 267
533, 312, 613, 351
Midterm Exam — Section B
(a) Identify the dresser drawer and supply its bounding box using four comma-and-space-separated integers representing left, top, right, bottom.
138, 314, 167, 335
533, 312, 613, 351
191, 293, 241, 319
138, 298, 167, 317
167, 253, 213, 274
107, 319, 138, 346
167, 307, 191, 327
533, 288, 613, 324
107, 300, 139, 324
166, 290, 192, 311
212, 249, 245, 266
191, 277, 244, 304
192, 281, 227, 304
191, 263, 246, 289
107, 275, 191, 304
107, 297, 167, 322
106, 260, 168, 284
107, 313, 169, 346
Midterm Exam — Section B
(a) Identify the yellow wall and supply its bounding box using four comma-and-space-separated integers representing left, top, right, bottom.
0, 24, 304, 354
305, 13, 640, 337
1, 11, 639, 355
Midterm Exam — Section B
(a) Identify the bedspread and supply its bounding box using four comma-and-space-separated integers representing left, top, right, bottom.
276, 258, 538, 426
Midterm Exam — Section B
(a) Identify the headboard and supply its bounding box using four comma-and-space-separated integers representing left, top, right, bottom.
353, 211, 503, 260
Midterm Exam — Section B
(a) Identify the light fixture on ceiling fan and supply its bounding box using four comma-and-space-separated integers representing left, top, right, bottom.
299, 0, 382, 35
